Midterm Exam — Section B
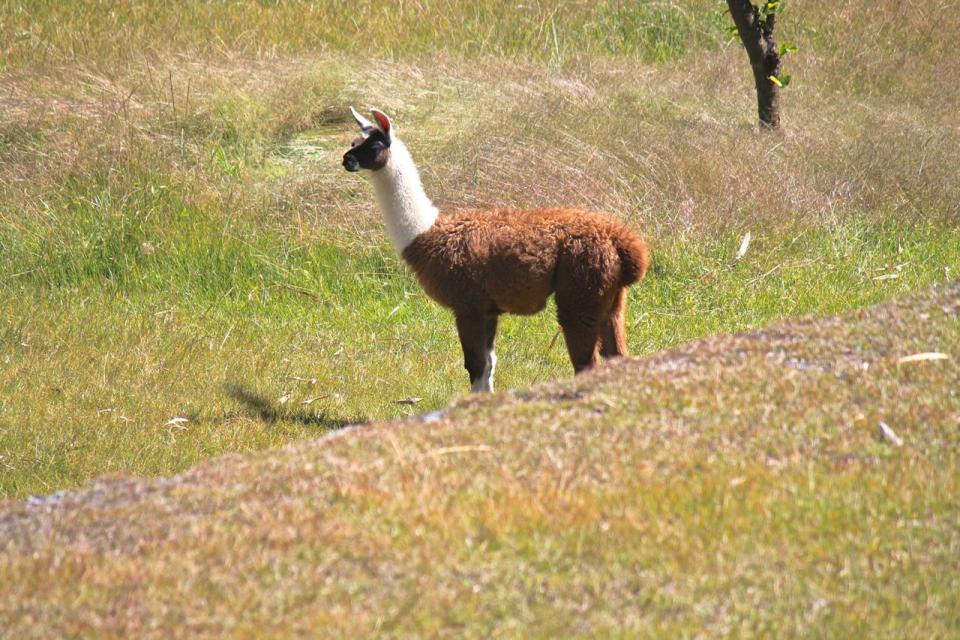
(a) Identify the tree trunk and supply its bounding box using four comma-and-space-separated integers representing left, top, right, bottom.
726, 0, 781, 130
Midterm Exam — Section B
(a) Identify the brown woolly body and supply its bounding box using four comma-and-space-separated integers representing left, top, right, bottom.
403, 208, 647, 315
402, 207, 649, 374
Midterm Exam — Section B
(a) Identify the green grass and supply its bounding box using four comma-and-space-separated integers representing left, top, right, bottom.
1, 0, 724, 71
3, 211, 956, 497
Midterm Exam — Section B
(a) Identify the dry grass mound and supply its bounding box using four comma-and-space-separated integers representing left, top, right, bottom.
2, 283, 957, 637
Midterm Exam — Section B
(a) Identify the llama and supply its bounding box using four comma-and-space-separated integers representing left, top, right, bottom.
342, 107, 649, 392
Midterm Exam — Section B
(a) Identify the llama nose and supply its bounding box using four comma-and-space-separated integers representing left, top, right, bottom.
342, 154, 360, 172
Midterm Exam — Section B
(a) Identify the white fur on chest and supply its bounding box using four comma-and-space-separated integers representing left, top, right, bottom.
368, 140, 438, 254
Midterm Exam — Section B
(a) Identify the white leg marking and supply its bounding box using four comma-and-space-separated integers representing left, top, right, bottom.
480, 349, 497, 393
469, 349, 497, 393
487, 350, 497, 390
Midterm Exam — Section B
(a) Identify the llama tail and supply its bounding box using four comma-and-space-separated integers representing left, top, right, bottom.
614, 229, 650, 286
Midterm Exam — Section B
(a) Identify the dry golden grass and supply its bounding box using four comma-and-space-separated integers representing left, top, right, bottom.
3, 1, 958, 242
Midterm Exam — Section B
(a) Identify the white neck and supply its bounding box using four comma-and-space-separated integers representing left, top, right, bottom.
368, 138, 438, 254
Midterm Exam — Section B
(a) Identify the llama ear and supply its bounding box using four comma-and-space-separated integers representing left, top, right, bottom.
350, 106, 374, 132
370, 109, 391, 141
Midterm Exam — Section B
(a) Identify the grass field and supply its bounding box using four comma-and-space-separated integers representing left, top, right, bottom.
0, 0, 959, 634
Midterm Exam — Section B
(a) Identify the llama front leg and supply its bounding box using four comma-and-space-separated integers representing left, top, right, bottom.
482, 315, 499, 392
455, 312, 495, 393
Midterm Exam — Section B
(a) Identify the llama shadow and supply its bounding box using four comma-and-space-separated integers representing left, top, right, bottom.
225, 382, 363, 432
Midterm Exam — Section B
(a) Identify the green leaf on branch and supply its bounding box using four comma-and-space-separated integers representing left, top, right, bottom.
778, 43, 799, 56
760, 0, 783, 20
768, 73, 792, 88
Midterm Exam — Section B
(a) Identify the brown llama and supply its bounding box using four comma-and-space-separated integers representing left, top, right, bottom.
342, 108, 649, 392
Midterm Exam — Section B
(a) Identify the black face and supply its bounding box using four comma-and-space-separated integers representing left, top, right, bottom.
342, 129, 391, 172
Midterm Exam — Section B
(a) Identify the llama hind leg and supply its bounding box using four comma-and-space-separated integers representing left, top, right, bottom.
599, 287, 629, 359
559, 320, 601, 374
556, 304, 602, 374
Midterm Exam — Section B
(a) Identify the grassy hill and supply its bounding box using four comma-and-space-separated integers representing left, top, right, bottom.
2, 284, 957, 637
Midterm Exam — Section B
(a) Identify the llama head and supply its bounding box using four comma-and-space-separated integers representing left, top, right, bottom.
342, 107, 392, 172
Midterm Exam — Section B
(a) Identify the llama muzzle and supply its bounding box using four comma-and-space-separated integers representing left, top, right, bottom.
342, 153, 360, 172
